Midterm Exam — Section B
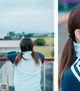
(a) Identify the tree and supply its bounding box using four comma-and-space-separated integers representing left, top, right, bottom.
52, 32, 54, 37
34, 38, 45, 46
24, 33, 34, 37
22, 32, 25, 36
8, 31, 15, 38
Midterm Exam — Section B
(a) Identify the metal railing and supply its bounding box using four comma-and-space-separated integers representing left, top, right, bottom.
0, 57, 54, 62
43, 58, 54, 91
0, 57, 54, 91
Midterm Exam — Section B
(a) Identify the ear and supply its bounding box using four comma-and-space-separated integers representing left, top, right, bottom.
75, 29, 80, 40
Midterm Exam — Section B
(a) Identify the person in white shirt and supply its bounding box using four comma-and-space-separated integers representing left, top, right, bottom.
14, 38, 42, 91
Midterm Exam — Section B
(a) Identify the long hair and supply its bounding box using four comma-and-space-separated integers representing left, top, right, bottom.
58, 4, 80, 87
15, 38, 40, 65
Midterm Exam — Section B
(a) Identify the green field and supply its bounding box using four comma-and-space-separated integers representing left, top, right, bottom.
32, 37, 54, 46
32, 37, 54, 57
34, 46, 53, 57
44, 37, 54, 45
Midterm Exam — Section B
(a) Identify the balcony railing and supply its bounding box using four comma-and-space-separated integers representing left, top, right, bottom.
0, 57, 54, 91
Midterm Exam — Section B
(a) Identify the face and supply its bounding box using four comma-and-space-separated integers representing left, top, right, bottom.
75, 29, 80, 43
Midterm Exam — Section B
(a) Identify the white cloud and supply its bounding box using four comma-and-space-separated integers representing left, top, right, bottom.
0, 0, 54, 33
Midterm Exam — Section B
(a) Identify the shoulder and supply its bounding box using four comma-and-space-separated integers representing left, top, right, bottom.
37, 52, 45, 63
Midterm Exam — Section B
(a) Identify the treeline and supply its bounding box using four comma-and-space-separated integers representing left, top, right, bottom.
58, 0, 79, 11
2, 31, 54, 40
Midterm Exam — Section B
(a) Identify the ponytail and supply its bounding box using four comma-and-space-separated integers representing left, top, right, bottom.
14, 52, 23, 65
58, 38, 76, 87
31, 51, 40, 64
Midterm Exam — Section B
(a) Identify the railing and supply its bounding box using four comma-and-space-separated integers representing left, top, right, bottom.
43, 58, 54, 91
0, 57, 54, 91
0, 57, 54, 61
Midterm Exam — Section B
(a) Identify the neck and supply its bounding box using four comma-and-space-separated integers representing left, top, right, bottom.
74, 42, 80, 57
75, 37, 80, 44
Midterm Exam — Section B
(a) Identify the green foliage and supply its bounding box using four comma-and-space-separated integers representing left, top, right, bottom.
34, 38, 45, 46
8, 31, 15, 38
34, 46, 53, 57
24, 33, 34, 37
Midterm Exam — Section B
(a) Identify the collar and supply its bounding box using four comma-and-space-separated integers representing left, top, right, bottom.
22, 51, 32, 59
74, 42, 80, 57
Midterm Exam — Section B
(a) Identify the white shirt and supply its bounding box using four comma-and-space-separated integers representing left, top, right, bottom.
14, 51, 42, 91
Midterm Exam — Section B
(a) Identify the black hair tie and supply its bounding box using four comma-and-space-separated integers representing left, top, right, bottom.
69, 34, 74, 39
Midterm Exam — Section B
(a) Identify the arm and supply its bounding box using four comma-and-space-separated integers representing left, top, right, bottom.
37, 52, 44, 63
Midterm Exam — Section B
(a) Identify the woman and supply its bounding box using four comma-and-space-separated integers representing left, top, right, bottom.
59, 4, 80, 91
9, 38, 42, 91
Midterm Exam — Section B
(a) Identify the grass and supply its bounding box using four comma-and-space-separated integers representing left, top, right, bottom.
44, 37, 54, 45
34, 46, 53, 57
31, 37, 54, 57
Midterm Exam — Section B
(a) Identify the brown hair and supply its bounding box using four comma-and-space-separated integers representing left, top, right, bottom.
15, 38, 40, 65
58, 4, 80, 87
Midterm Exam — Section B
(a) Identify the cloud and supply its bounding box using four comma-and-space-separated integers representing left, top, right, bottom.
0, 0, 53, 8
0, 0, 54, 33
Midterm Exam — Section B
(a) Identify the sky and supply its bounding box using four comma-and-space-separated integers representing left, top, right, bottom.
0, 0, 54, 34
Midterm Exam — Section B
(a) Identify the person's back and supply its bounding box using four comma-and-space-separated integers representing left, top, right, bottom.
14, 51, 42, 91
12, 38, 42, 91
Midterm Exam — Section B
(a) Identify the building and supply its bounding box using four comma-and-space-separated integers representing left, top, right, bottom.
0, 31, 7, 39
0, 40, 20, 53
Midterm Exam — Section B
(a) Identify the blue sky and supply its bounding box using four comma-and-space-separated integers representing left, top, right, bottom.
0, 0, 54, 34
